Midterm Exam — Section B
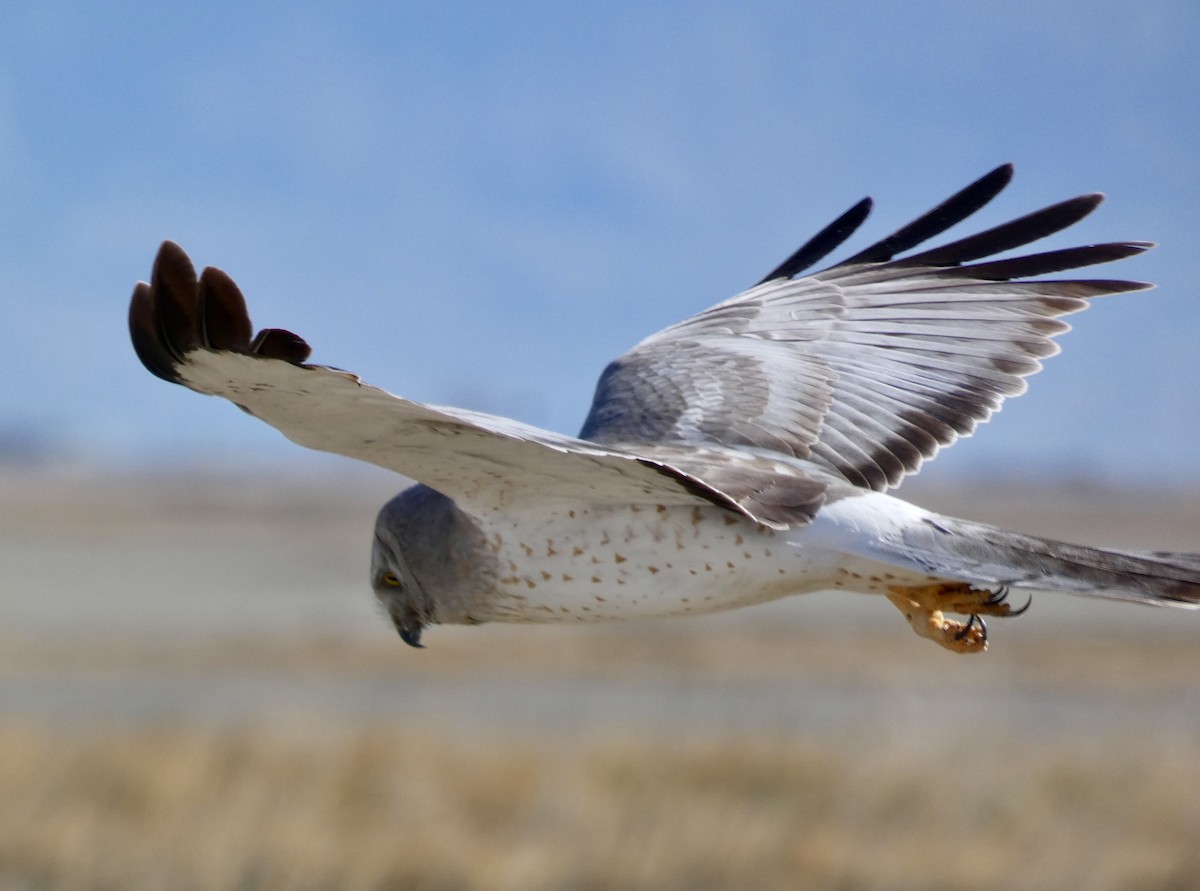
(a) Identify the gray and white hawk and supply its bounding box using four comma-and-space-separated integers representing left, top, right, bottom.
129, 164, 1200, 653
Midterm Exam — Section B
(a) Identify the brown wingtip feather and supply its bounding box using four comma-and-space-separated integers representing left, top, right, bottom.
198, 266, 254, 351
149, 240, 201, 361
251, 328, 313, 364
129, 241, 313, 384
129, 280, 182, 383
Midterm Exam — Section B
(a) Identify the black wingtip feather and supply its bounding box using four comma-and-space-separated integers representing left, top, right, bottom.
760, 164, 1021, 285
150, 240, 201, 361
198, 266, 254, 351
129, 280, 183, 383
839, 163, 1016, 266
942, 241, 1154, 282
902, 193, 1105, 268
756, 196, 873, 285
129, 241, 313, 386
251, 328, 312, 364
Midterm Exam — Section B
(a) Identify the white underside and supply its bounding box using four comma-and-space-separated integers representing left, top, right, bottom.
469, 491, 945, 624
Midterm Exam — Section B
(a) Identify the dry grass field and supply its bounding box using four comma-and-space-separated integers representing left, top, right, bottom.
3, 468, 1200, 890
3, 714, 1199, 891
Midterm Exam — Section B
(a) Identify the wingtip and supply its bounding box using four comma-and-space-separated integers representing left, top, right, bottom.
836, 164, 1019, 268
129, 279, 184, 383
157, 238, 191, 263
130, 241, 314, 388
755, 194, 874, 284
251, 327, 313, 364
149, 240, 202, 360
985, 162, 1016, 187
1054, 192, 1106, 224
152, 241, 199, 311
198, 265, 254, 351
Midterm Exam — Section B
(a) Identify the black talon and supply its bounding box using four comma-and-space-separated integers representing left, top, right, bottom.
953, 614, 974, 640
1007, 593, 1033, 617
954, 613, 987, 642
987, 585, 1031, 617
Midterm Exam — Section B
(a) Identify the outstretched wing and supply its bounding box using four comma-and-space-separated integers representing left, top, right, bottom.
579, 164, 1153, 490
129, 242, 826, 528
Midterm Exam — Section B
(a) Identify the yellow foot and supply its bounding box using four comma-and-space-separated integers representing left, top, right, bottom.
885, 583, 1028, 654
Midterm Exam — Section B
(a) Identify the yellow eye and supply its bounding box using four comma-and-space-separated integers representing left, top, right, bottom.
381, 572, 403, 588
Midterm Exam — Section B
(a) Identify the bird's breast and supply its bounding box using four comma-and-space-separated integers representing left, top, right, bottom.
470, 501, 835, 623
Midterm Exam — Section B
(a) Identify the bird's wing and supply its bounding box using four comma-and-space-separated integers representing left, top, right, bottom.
129, 241, 825, 528
579, 164, 1153, 490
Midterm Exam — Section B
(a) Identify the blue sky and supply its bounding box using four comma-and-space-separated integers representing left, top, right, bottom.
1, 1, 1197, 486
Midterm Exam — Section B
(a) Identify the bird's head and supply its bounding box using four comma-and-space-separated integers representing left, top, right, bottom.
371, 533, 429, 648
370, 483, 493, 648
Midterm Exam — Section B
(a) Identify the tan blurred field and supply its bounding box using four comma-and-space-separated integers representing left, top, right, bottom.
3, 468, 1200, 890
4, 715, 1200, 891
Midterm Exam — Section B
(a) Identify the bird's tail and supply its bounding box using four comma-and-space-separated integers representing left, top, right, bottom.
898, 513, 1200, 608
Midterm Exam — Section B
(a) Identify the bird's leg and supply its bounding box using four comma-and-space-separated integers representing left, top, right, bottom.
884, 582, 1025, 654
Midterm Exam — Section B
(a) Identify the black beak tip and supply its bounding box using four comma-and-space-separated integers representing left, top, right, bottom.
399, 625, 425, 649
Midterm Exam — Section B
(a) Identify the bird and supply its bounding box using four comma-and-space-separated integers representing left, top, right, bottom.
129, 163, 1200, 653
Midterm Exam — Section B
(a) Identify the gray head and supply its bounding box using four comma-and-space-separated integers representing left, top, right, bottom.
371, 484, 496, 648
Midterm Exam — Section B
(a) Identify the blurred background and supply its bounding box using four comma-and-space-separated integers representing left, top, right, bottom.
2, 2, 1198, 889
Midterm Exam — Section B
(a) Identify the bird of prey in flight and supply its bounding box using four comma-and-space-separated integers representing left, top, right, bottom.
129, 164, 1200, 652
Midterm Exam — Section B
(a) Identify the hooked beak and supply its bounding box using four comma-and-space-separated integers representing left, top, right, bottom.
391, 611, 425, 649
